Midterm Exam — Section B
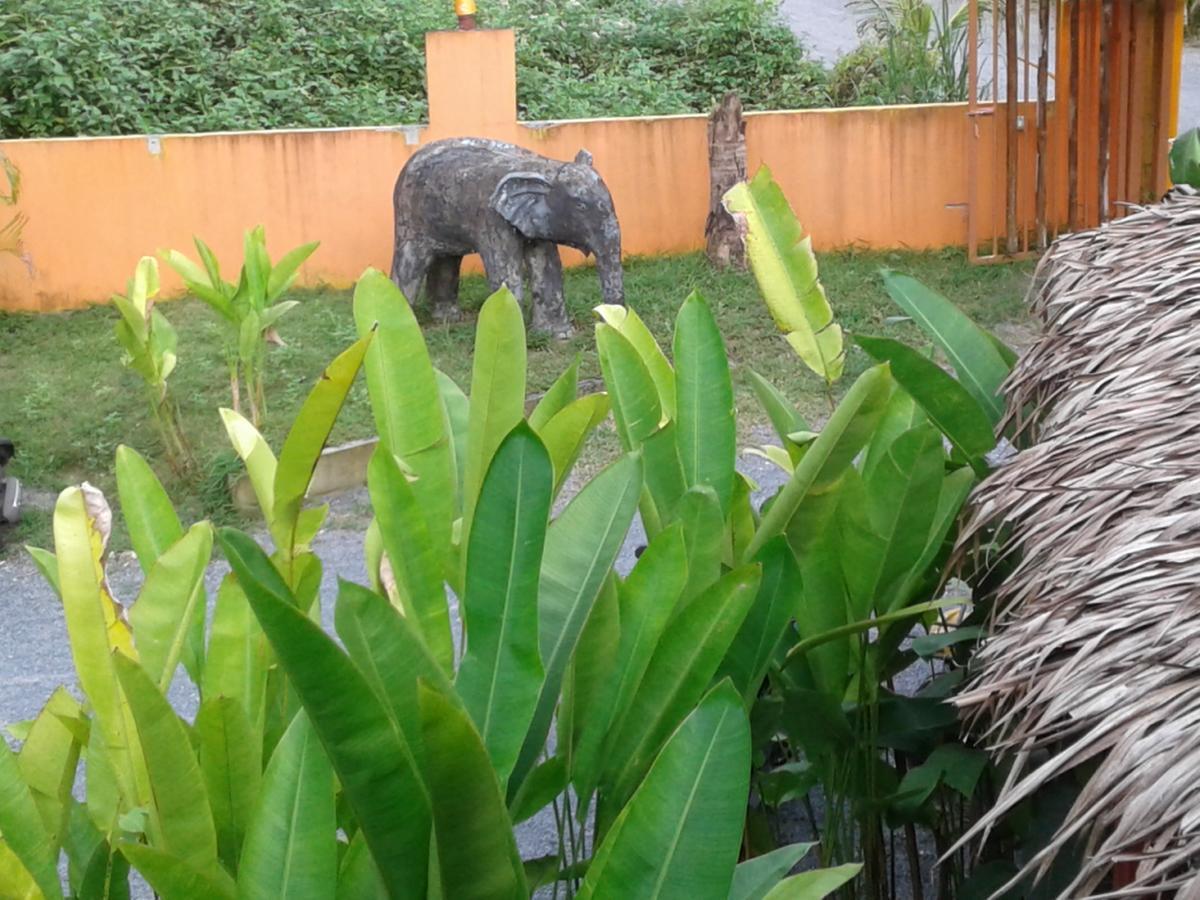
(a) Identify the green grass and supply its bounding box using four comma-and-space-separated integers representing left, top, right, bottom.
0, 250, 1033, 554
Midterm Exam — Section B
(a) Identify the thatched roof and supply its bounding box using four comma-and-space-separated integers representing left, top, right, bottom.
953, 186, 1200, 898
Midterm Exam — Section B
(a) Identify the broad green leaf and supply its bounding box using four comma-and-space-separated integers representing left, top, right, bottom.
730, 843, 816, 900
116, 445, 183, 574
724, 166, 843, 382
218, 529, 430, 900
273, 335, 371, 557
746, 444, 796, 473
746, 364, 893, 561
984, 326, 1019, 368
747, 370, 809, 458
118, 845, 236, 900
0, 839, 43, 900
561, 574, 620, 793
194, 237, 225, 291
602, 566, 761, 819
238, 712, 336, 900
784, 598, 964, 669
17, 687, 83, 842
457, 424, 553, 785
841, 425, 945, 619
54, 486, 143, 812
333, 579, 456, 786
912, 626, 984, 658
573, 525, 688, 802
675, 485, 725, 605
242, 227, 269, 305
130, 522, 212, 691
1170, 125, 1200, 187
336, 832, 386, 900
855, 335, 995, 470
161, 246, 235, 320
434, 368, 469, 509
794, 525, 852, 697
509, 756, 569, 825
893, 467, 976, 608
880, 271, 1009, 422
580, 682, 749, 900
0, 736, 63, 899
82, 719, 121, 839
64, 808, 131, 900
462, 287, 527, 541
113, 654, 218, 871
201, 575, 269, 729
354, 270, 455, 571
529, 353, 581, 430
861, 387, 925, 480
258, 300, 299, 334
537, 393, 611, 494
195, 696, 261, 872
25, 545, 60, 597
718, 537, 802, 703
674, 292, 736, 515
367, 447, 453, 672
596, 323, 662, 450
220, 409, 278, 524
596, 304, 676, 419
418, 683, 527, 900
266, 240, 319, 302
641, 422, 686, 529
763, 863, 863, 898
510, 453, 643, 798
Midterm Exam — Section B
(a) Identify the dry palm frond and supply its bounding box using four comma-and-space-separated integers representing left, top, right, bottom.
954, 186, 1200, 898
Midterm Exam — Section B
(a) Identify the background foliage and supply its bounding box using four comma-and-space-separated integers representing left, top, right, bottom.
0, 0, 827, 139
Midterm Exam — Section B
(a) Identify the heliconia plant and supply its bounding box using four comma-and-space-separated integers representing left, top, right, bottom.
7, 264, 856, 899
161, 225, 318, 427
110, 256, 194, 475
2, 168, 1024, 897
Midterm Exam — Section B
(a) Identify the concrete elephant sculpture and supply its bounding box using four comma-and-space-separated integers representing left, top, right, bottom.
390, 137, 624, 337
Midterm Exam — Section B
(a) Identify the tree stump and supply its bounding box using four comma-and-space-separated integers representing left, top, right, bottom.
705, 92, 747, 270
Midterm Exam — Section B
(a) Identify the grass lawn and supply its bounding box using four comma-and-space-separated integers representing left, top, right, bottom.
0, 249, 1034, 553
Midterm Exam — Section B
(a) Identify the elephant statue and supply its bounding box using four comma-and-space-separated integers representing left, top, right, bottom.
390, 138, 624, 337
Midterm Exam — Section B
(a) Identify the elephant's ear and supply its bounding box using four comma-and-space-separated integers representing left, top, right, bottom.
490, 171, 553, 239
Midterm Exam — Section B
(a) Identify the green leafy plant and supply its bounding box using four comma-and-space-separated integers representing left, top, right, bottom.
831, 0, 978, 106
110, 256, 194, 475
0, 0, 828, 139
10, 262, 864, 898
162, 225, 318, 428
1170, 126, 1200, 188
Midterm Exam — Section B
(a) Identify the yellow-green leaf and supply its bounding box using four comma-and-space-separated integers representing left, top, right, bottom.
724, 166, 843, 383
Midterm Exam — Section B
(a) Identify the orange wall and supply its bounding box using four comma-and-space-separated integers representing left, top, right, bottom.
0, 30, 1036, 311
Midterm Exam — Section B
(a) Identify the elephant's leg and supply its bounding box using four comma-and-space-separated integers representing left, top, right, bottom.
390, 239, 435, 305
526, 242, 572, 339
479, 232, 527, 304
426, 255, 463, 323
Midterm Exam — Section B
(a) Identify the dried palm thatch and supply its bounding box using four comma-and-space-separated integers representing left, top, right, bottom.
953, 186, 1200, 898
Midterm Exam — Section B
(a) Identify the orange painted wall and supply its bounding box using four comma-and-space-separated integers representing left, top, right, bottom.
0, 27, 1143, 312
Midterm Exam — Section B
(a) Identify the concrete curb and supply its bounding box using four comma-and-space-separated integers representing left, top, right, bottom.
230, 437, 379, 513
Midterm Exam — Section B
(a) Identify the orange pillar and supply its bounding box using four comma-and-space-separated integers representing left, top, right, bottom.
425, 29, 519, 140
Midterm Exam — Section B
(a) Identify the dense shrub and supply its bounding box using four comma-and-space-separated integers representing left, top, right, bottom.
0, 0, 827, 138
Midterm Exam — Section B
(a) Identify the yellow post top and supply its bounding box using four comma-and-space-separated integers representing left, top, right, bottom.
455, 0, 477, 15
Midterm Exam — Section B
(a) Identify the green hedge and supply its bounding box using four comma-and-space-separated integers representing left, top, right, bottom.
0, 0, 828, 139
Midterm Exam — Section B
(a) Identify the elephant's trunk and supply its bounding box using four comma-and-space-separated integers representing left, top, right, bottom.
596, 247, 625, 307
